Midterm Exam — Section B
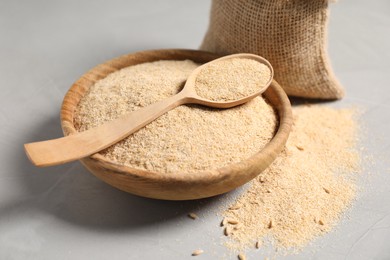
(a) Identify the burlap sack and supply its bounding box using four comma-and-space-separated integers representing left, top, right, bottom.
200, 0, 344, 99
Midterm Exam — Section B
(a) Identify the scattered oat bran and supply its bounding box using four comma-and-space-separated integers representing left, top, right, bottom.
223, 105, 361, 252
233, 223, 242, 231
191, 249, 204, 256
188, 213, 199, 220
74, 60, 277, 174
195, 58, 271, 101
267, 220, 273, 229
229, 205, 241, 210
224, 226, 232, 236
227, 219, 239, 225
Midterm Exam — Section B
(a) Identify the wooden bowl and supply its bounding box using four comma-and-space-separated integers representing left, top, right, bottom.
61, 49, 292, 200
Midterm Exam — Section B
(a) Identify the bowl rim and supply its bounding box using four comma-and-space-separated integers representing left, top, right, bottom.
60, 48, 292, 184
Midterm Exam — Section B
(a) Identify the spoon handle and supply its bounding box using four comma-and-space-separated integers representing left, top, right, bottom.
24, 92, 188, 167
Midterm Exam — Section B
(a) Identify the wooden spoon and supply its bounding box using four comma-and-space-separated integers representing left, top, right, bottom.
24, 53, 274, 167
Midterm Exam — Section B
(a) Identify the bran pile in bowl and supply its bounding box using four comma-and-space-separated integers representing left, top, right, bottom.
74, 59, 277, 174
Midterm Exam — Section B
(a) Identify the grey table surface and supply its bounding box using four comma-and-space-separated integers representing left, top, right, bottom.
1, 1, 390, 259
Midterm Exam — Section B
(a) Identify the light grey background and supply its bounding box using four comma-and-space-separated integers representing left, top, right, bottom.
1, 1, 390, 259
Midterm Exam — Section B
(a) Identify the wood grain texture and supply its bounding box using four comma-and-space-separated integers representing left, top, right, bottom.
60, 49, 293, 200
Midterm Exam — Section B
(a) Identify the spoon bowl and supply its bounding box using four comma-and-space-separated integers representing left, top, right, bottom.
183, 53, 274, 109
